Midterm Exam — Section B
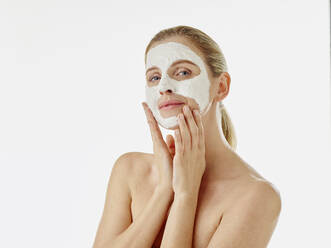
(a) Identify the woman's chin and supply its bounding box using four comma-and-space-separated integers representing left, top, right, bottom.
165, 123, 179, 131
157, 121, 179, 130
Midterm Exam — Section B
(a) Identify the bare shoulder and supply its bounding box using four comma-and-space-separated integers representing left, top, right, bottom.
114, 151, 154, 187
247, 178, 281, 210
227, 152, 281, 212
225, 173, 282, 217
114, 151, 152, 170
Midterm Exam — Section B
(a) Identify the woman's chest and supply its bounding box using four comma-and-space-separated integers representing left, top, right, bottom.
130, 183, 226, 248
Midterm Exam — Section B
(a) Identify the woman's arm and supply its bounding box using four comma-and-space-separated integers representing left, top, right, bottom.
159, 105, 205, 247
93, 152, 174, 248
113, 185, 174, 248
160, 191, 199, 248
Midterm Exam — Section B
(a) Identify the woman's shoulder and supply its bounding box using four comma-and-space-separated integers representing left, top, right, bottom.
228, 151, 280, 193
115, 151, 152, 164
222, 169, 281, 214
115, 151, 154, 184
233, 174, 282, 219
213, 152, 281, 212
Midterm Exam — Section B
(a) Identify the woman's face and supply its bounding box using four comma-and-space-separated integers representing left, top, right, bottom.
145, 37, 216, 130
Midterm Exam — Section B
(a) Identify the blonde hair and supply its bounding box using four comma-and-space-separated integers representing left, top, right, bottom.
144, 25, 237, 151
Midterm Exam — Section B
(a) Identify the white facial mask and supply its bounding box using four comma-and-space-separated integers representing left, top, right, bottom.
145, 42, 214, 129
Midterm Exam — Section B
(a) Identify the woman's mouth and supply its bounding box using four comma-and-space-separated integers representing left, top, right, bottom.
160, 103, 184, 110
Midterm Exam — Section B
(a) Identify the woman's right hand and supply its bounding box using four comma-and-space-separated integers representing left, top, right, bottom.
142, 102, 175, 192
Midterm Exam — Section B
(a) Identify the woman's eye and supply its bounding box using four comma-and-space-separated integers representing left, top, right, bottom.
150, 75, 160, 82
177, 70, 191, 76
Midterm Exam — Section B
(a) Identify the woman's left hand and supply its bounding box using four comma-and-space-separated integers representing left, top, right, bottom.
172, 104, 206, 196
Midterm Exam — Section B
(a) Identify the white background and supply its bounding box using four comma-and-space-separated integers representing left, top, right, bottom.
0, 0, 330, 247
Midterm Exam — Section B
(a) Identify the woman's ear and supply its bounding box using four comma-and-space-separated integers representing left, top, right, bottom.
215, 72, 231, 101
166, 134, 175, 158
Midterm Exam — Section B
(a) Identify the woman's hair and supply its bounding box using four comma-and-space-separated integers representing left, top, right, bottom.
144, 25, 237, 151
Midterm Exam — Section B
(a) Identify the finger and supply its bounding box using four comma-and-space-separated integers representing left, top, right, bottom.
174, 129, 183, 154
193, 109, 205, 150
142, 102, 166, 148
183, 105, 199, 148
177, 111, 191, 150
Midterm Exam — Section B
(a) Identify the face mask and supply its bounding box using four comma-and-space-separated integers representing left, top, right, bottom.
145, 41, 213, 129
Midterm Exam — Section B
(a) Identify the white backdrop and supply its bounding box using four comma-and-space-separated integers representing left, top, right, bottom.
0, 0, 330, 247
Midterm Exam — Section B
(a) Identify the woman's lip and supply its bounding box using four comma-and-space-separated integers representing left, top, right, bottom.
160, 103, 184, 110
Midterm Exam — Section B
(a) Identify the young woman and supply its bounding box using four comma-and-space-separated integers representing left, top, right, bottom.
93, 25, 281, 248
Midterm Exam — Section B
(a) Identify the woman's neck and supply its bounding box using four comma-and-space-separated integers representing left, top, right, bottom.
201, 105, 247, 183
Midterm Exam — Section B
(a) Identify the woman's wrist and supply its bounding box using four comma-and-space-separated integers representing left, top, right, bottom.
155, 184, 174, 197
175, 188, 200, 201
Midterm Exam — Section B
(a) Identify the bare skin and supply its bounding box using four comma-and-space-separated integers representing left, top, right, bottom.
93, 36, 281, 248
128, 152, 277, 248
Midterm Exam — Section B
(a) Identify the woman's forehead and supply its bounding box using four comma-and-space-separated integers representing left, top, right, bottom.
145, 41, 206, 72
148, 36, 203, 56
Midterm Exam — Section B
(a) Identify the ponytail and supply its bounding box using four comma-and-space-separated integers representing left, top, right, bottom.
219, 102, 237, 151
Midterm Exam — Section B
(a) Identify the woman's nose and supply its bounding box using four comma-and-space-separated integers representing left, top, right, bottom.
159, 89, 173, 95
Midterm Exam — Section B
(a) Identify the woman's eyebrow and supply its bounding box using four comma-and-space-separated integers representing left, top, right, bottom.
145, 60, 198, 75
171, 59, 197, 67
145, 66, 158, 75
